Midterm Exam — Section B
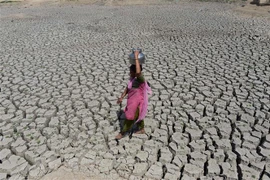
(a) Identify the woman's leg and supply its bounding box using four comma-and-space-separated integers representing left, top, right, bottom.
135, 120, 145, 134
116, 120, 135, 139
115, 108, 140, 139
122, 107, 139, 133
138, 120, 144, 129
122, 120, 134, 133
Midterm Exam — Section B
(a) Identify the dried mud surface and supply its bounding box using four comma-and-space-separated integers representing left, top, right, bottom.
0, 1, 270, 180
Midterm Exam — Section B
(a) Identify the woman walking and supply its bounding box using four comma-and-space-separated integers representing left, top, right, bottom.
115, 50, 151, 140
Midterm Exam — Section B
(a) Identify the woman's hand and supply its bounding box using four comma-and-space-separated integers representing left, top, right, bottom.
117, 87, 128, 104
117, 97, 123, 104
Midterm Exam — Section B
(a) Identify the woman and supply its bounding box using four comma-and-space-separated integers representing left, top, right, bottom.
115, 50, 151, 140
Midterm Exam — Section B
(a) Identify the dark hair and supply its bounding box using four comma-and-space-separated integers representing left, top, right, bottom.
130, 64, 142, 73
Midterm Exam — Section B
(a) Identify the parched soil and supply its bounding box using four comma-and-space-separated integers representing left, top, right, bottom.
233, 0, 270, 19
0, 0, 269, 180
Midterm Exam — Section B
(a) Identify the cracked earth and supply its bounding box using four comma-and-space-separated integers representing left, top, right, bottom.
0, 1, 270, 180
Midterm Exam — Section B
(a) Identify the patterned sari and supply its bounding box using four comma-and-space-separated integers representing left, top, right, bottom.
122, 74, 152, 133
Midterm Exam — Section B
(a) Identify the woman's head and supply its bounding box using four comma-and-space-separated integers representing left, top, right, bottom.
129, 64, 142, 78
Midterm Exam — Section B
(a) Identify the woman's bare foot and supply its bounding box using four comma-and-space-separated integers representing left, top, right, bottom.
115, 133, 123, 140
135, 128, 145, 134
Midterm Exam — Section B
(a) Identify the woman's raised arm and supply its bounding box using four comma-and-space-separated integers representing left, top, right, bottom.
134, 50, 141, 77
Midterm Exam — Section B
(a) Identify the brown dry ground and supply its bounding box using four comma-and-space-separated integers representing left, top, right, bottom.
0, 0, 269, 19
233, 0, 270, 19
0, 0, 269, 179
0, 0, 269, 18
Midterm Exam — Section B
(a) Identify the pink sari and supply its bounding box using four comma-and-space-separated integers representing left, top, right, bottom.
124, 78, 152, 123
